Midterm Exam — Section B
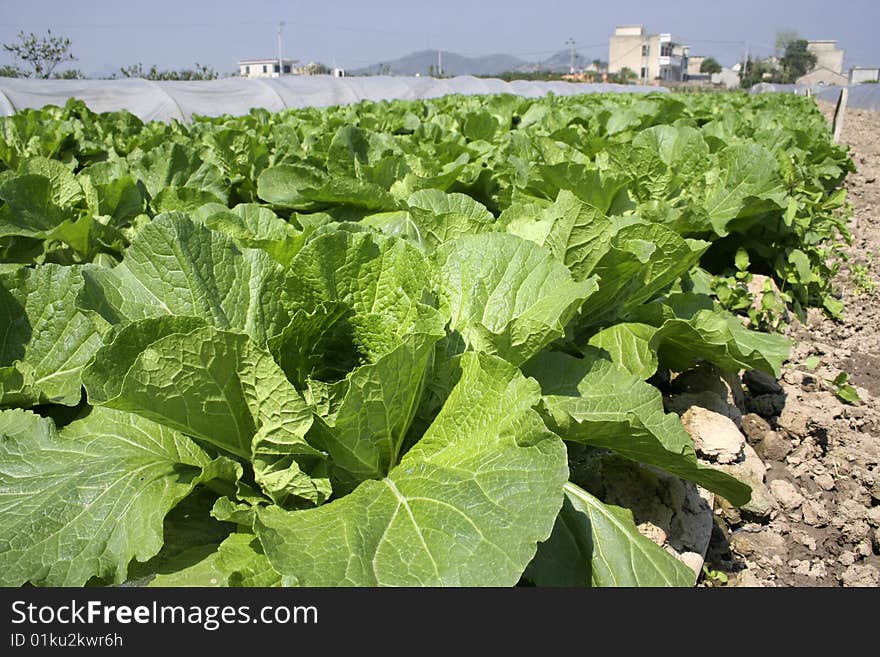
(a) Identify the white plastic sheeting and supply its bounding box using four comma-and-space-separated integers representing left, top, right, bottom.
0, 75, 668, 123
750, 82, 880, 112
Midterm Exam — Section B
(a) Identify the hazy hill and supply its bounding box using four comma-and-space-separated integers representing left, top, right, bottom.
515, 50, 597, 73
352, 49, 528, 76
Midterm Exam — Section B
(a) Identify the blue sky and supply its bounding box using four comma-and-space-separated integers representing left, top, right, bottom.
0, 0, 878, 76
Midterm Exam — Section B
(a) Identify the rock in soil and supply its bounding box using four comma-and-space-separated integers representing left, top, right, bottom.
841, 564, 880, 587
743, 369, 784, 396
716, 444, 776, 520
754, 431, 792, 462
769, 479, 804, 510
740, 413, 772, 445
681, 407, 745, 464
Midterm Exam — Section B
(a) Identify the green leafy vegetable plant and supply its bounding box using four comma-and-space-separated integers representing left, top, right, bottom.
0, 90, 851, 587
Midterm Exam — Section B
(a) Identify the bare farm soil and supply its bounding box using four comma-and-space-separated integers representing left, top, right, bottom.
700, 104, 880, 587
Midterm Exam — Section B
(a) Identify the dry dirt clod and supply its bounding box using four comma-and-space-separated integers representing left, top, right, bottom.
740, 413, 772, 444
717, 443, 776, 519
754, 431, 792, 462
841, 563, 880, 587
681, 407, 745, 464
769, 479, 804, 510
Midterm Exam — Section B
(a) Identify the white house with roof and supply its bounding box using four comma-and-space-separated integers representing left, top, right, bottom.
238, 58, 297, 78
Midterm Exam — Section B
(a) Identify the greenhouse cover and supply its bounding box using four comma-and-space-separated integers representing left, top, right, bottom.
0, 75, 667, 123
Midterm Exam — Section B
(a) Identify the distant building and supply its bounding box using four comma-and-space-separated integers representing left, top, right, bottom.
712, 66, 741, 89
687, 55, 706, 79
792, 40, 847, 85
608, 25, 689, 83
687, 55, 707, 79
850, 67, 880, 84
238, 58, 297, 78
806, 41, 844, 75
796, 67, 848, 86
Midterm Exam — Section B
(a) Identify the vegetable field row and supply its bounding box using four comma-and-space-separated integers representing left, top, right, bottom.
0, 92, 852, 586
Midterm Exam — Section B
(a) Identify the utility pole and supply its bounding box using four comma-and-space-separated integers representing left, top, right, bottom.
277, 21, 285, 77
566, 37, 576, 74
438, 49, 443, 78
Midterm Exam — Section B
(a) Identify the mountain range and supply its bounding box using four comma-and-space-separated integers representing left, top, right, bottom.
351, 49, 599, 76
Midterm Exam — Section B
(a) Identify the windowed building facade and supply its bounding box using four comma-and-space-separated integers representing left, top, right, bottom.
608, 25, 689, 83
238, 58, 296, 78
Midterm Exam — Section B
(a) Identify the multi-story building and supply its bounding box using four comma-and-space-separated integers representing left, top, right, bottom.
238, 58, 297, 78
806, 41, 844, 75
608, 25, 689, 83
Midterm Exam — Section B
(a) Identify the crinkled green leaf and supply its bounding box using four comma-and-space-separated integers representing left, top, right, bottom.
78, 160, 146, 227
268, 302, 364, 388
579, 222, 709, 327
77, 212, 288, 345
83, 318, 328, 505
526, 482, 695, 587
256, 164, 328, 209
149, 533, 283, 587
505, 188, 623, 282
652, 309, 791, 377
0, 173, 77, 239
434, 233, 597, 365
130, 142, 228, 204
404, 189, 497, 250
153, 186, 226, 213
18, 157, 84, 209
144, 546, 227, 587
586, 322, 659, 379
702, 143, 787, 236
0, 407, 235, 587
613, 125, 710, 204
282, 228, 434, 356
257, 164, 397, 211
255, 353, 568, 586
524, 349, 750, 505
0, 264, 103, 407
307, 330, 442, 492
196, 203, 307, 266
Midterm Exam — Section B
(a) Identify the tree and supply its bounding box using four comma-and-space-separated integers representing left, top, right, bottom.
700, 57, 722, 75
118, 62, 219, 81
0, 64, 25, 78
54, 69, 85, 80
617, 66, 637, 84
739, 57, 779, 88
775, 29, 799, 55
780, 39, 817, 82
2, 30, 76, 78
300, 62, 330, 76
591, 59, 608, 72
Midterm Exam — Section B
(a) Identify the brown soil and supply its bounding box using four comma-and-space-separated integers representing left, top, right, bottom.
701, 103, 880, 587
